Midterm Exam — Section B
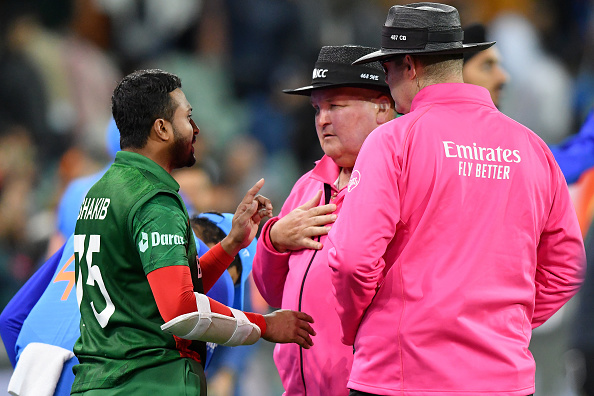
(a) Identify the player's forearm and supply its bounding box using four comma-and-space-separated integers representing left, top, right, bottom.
199, 243, 235, 292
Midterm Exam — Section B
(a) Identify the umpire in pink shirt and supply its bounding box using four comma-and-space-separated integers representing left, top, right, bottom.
327, 3, 586, 396
252, 45, 395, 395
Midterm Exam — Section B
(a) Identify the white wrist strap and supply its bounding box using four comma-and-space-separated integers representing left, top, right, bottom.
160, 293, 261, 346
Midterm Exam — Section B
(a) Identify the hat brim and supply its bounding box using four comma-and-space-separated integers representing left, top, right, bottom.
352, 41, 495, 65
283, 82, 391, 96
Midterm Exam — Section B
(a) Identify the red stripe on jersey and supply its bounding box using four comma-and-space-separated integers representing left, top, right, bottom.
174, 335, 202, 363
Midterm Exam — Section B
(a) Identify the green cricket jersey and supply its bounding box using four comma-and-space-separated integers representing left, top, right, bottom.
72, 151, 204, 392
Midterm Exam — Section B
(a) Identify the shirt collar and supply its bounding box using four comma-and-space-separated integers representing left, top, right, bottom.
310, 155, 342, 185
411, 83, 496, 112
114, 151, 180, 192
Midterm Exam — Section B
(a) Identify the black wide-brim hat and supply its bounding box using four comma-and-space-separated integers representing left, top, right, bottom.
353, 2, 495, 65
284, 45, 390, 96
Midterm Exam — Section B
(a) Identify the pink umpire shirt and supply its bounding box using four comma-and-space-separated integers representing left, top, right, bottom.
328, 83, 585, 396
253, 155, 353, 396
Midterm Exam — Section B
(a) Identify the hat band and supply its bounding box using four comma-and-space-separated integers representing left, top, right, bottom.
310, 61, 385, 88
381, 27, 464, 50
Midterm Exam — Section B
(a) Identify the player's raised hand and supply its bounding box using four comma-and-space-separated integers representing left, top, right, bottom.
262, 309, 316, 349
222, 178, 273, 256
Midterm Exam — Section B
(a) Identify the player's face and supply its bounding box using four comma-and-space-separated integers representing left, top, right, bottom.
311, 87, 382, 168
463, 47, 508, 107
169, 88, 199, 169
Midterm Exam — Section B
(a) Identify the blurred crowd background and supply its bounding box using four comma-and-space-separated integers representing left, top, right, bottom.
0, 0, 593, 395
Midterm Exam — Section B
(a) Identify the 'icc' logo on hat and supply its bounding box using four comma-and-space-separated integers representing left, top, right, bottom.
313, 68, 328, 79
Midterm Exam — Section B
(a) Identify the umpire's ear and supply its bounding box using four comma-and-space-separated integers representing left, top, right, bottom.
376, 95, 394, 125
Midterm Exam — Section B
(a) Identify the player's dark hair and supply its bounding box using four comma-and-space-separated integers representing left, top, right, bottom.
190, 215, 226, 246
112, 69, 181, 149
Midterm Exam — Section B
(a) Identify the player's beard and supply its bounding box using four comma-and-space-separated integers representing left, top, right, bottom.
171, 124, 196, 168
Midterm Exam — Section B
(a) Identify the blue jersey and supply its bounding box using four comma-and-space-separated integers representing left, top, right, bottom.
0, 245, 65, 367
14, 235, 79, 396
56, 117, 121, 238
551, 110, 594, 184
57, 170, 107, 238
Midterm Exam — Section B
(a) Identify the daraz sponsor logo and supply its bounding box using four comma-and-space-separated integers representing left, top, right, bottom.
138, 232, 185, 252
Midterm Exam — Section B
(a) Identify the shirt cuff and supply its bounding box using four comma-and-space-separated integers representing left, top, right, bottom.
261, 217, 289, 255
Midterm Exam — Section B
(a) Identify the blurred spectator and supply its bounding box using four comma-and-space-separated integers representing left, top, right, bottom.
463, 23, 594, 185
462, 24, 509, 108
0, 1, 64, 165
573, 3, 594, 124
3, 0, 119, 162
222, 0, 316, 175
490, 12, 573, 144
0, 40, 49, 164
173, 165, 217, 215
95, 0, 202, 72
224, 0, 310, 98
45, 118, 121, 257
0, 0, 120, 276
0, 126, 38, 310
571, 220, 594, 396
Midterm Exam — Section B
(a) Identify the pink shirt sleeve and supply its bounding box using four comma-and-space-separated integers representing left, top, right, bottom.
533, 162, 585, 327
328, 130, 401, 345
252, 217, 290, 308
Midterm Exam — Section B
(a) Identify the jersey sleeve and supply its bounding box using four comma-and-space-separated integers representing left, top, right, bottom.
132, 194, 190, 275
199, 243, 236, 292
549, 110, 594, 184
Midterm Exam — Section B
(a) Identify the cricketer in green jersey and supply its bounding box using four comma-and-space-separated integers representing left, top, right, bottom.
71, 69, 316, 395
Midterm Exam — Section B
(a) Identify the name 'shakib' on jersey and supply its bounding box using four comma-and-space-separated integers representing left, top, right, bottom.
77, 198, 111, 221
